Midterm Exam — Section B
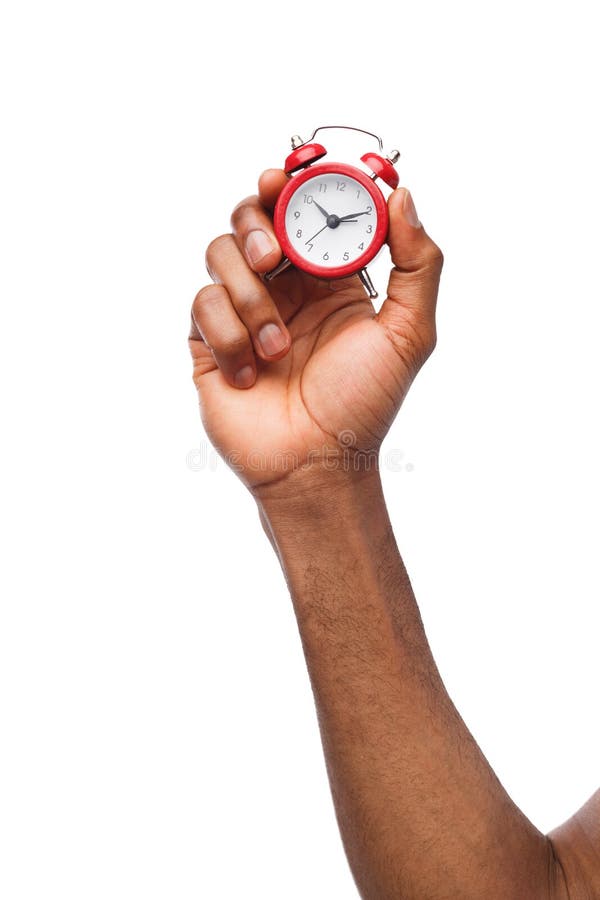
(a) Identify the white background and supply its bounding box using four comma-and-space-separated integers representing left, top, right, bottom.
1, 1, 599, 897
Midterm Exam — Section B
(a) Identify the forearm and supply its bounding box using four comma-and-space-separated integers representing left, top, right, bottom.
257, 469, 562, 900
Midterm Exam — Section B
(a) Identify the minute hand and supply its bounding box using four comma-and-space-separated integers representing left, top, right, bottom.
338, 210, 372, 222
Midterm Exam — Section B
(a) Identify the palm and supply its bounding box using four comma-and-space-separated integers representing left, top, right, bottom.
191, 270, 417, 489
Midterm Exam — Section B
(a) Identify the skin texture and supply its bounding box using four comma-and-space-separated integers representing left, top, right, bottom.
189, 168, 597, 899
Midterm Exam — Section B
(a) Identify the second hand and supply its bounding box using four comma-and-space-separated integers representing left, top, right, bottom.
305, 223, 328, 245
305, 220, 358, 245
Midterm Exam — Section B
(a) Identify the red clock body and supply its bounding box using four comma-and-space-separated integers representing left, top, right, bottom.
273, 162, 389, 280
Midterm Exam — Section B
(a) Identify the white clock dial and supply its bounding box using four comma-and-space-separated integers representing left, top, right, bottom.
284, 172, 378, 269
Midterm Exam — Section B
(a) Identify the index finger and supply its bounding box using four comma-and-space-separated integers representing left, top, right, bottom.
258, 168, 288, 211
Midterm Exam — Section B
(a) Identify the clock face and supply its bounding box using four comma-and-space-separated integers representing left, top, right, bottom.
275, 163, 388, 278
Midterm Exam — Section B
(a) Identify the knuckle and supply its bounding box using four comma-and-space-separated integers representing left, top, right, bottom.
235, 288, 270, 317
230, 195, 260, 229
212, 329, 251, 357
205, 233, 232, 268
260, 167, 281, 181
420, 322, 437, 357
423, 240, 444, 271
258, 168, 285, 191
194, 283, 225, 311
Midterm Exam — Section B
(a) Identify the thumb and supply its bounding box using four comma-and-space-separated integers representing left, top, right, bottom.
377, 188, 443, 364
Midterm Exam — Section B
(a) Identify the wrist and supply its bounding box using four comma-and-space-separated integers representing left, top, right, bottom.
255, 463, 388, 552
255, 461, 414, 644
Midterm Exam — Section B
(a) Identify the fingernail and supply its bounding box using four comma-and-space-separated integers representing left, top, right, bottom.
402, 190, 421, 228
258, 322, 287, 357
246, 230, 275, 265
234, 365, 255, 388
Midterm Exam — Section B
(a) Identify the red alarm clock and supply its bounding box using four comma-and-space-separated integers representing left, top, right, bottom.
266, 126, 400, 299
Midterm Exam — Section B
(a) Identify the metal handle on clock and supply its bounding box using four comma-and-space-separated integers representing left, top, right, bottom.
263, 257, 291, 282
303, 125, 384, 152
265, 259, 377, 301
357, 268, 378, 299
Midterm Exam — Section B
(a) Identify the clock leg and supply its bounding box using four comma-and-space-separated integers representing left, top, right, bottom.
264, 256, 292, 282
358, 267, 378, 300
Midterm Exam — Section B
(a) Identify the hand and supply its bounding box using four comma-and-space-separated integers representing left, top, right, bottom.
189, 169, 443, 496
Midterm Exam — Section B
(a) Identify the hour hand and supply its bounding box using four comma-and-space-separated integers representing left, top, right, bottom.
312, 199, 330, 218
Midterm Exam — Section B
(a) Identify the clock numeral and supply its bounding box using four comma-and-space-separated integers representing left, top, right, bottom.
358, 242, 364, 250
318, 183, 327, 193
294, 211, 301, 219
356, 190, 361, 199
303, 194, 313, 204
366, 224, 373, 233
336, 181, 346, 191
296, 229, 302, 238
322, 251, 329, 260
366, 205, 372, 215
307, 242, 314, 252
343, 251, 350, 261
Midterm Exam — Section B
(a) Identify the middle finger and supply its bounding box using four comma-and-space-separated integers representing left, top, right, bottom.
205, 234, 291, 361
